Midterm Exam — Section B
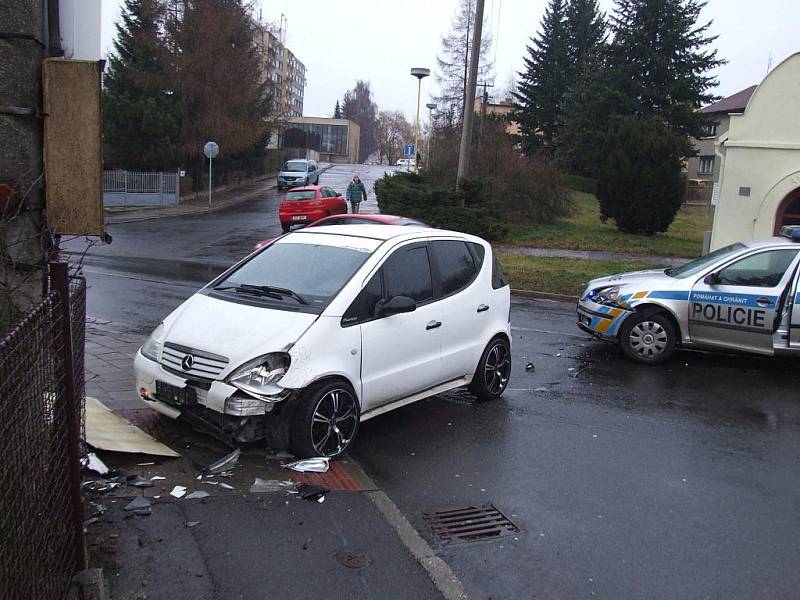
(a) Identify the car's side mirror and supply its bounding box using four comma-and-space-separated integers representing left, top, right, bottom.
376, 295, 416, 317
704, 272, 718, 285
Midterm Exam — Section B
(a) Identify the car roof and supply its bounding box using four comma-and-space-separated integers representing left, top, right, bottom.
741, 237, 800, 249
285, 185, 320, 192
300, 224, 476, 242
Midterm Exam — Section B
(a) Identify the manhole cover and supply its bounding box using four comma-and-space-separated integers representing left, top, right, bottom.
423, 503, 520, 546
334, 549, 371, 569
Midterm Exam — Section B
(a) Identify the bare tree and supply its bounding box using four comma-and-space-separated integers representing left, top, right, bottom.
377, 111, 413, 165
435, 0, 494, 125
341, 80, 378, 163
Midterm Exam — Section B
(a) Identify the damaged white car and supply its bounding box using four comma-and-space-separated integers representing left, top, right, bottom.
134, 225, 512, 457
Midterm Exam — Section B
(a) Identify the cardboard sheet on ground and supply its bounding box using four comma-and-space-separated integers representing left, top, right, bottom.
85, 397, 180, 457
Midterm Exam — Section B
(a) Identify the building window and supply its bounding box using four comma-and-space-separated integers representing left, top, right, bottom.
699, 156, 714, 175
700, 123, 718, 138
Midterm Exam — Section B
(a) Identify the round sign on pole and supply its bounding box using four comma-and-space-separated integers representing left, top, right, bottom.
204, 141, 219, 159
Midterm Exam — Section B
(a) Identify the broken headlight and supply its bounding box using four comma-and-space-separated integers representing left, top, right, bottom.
140, 323, 165, 362
594, 286, 621, 307
227, 353, 291, 401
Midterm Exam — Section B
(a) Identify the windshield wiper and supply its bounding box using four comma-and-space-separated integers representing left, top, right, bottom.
664, 267, 675, 277
214, 284, 308, 305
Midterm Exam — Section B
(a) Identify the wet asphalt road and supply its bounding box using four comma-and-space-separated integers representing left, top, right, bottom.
72, 163, 800, 599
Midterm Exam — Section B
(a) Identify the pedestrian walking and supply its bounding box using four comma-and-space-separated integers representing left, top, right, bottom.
346, 173, 367, 214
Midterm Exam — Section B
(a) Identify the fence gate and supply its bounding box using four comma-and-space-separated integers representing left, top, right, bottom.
103, 169, 180, 207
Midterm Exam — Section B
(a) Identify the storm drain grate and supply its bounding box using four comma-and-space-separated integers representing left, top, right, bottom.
423, 504, 520, 546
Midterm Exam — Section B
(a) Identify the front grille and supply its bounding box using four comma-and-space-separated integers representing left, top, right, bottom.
161, 342, 229, 380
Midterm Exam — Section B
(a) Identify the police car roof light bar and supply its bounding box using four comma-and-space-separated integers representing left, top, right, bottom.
778, 225, 800, 242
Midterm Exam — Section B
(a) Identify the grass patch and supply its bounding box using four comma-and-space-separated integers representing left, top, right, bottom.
499, 252, 666, 297
507, 191, 713, 258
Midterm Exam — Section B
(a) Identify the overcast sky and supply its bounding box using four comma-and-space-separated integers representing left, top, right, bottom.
101, 0, 800, 121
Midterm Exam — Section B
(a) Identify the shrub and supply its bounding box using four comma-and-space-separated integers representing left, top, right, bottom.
596, 117, 685, 235
426, 115, 573, 226
374, 172, 508, 240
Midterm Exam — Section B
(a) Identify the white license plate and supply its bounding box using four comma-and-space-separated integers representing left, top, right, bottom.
292, 215, 306, 221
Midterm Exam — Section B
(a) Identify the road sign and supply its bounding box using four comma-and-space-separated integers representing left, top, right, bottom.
404, 144, 415, 157
204, 141, 219, 159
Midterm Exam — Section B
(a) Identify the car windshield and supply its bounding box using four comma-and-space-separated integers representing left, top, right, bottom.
665, 242, 747, 278
213, 242, 372, 312
287, 191, 316, 200
283, 161, 307, 172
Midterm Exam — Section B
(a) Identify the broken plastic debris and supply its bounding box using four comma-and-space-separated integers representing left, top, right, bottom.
128, 476, 154, 488
525, 363, 535, 371
137, 462, 155, 466
150, 475, 166, 481
250, 478, 297, 493
203, 448, 241, 475
185, 491, 210, 500
185, 521, 201, 528
170, 485, 188, 498
123, 496, 152, 512
85, 452, 109, 475
297, 483, 329, 501
218, 482, 235, 491
283, 457, 330, 473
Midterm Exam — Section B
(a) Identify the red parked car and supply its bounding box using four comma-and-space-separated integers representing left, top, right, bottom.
279, 186, 347, 233
254, 213, 428, 251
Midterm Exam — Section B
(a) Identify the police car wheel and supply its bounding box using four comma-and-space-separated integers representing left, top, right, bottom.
620, 313, 676, 365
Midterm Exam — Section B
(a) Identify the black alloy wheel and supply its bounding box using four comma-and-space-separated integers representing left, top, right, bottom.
469, 337, 511, 400
290, 380, 360, 458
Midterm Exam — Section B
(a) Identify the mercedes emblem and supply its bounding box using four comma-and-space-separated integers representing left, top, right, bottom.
181, 354, 194, 371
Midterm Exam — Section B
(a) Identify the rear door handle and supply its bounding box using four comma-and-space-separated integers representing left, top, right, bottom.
426, 320, 442, 330
756, 297, 774, 306
477, 304, 490, 313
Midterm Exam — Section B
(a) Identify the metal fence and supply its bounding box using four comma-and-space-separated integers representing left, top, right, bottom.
103, 169, 180, 207
0, 265, 87, 600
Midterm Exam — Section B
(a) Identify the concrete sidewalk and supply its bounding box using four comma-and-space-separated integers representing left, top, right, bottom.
82, 323, 450, 600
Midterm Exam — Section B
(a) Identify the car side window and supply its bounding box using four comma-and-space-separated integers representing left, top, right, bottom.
320, 187, 329, 197
469, 242, 485, 271
430, 240, 477, 297
384, 245, 433, 303
492, 253, 509, 289
342, 271, 382, 326
715, 249, 799, 287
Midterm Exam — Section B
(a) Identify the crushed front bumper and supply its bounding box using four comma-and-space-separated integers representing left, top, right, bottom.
576, 298, 633, 341
134, 351, 298, 447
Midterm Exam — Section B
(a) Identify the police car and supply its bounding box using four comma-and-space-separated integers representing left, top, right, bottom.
577, 227, 800, 364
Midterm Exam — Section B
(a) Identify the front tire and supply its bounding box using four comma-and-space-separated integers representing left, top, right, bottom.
469, 336, 511, 401
281, 223, 290, 234
619, 312, 676, 364
290, 380, 360, 458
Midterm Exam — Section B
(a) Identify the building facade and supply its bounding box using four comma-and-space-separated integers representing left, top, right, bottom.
276, 117, 360, 164
686, 85, 757, 185
710, 53, 800, 250
472, 96, 521, 137
253, 22, 306, 118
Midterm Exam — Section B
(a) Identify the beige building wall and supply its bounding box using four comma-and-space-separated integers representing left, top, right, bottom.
473, 97, 521, 136
711, 53, 800, 250
286, 117, 360, 164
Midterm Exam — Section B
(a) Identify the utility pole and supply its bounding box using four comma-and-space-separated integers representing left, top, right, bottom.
456, 0, 485, 197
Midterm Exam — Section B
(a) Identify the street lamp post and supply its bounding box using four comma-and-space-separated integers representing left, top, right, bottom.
410, 68, 430, 173
425, 102, 437, 171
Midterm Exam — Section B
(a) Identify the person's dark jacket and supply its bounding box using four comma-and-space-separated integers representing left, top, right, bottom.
346, 180, 367, 203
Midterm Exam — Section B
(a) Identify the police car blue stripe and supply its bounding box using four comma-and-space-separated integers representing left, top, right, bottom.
689, 291, 777, 308
648, 291, 690, 301
796, 292, 800, 304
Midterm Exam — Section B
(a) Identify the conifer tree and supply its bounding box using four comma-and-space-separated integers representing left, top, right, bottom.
513, 0, 569, 153
334, 100, 342, 119
103, 0, 181, 170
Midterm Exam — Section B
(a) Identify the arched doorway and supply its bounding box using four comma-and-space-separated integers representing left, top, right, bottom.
774, 188, 800, 234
